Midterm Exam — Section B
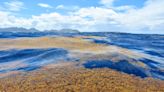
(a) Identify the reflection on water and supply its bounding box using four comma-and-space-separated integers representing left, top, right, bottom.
0, 32, 163, 80
0, 48, 68, 74
84, 32, 164, 58
83, 60, 147, 78
83, 59, 164, 80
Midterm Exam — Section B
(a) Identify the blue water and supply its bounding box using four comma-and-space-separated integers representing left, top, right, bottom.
0, 32, 163, 79
0, 48, 68, 73
83, 60, 147, 78
76, 32, 164, 63
80, 32, 164, 79
0, 32, 77, 38
83, 59, 164, 79
3, 31, 163, 56
1, 32, 163, 54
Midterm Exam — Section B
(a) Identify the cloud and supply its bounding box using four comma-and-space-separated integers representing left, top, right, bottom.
115, 0, 164, 31
38, 3, 53, 8
56, 5, 65, 9
0, 11, 32, 28
100, 0, 115, 7
0, 0, 164, 34
3, 1, 24, 11
114, 5, 135, 11
56, 5, 79, 11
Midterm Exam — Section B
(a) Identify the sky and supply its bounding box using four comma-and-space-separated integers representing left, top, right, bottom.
0, 0, 164, 34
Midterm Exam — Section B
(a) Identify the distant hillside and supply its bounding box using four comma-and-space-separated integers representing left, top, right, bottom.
0, 27, 80, 33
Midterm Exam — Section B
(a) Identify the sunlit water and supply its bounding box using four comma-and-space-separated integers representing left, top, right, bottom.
0, 32, 163, 80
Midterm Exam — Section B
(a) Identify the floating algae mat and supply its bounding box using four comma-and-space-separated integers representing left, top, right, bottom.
0, 32, 164, 92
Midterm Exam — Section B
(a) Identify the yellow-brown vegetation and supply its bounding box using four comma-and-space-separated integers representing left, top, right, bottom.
0, 64, 163, 92
0, 37, 108, 53
0, 36, 151, 59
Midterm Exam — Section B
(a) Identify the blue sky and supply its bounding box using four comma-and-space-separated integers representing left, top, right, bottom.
0, 0, 164, 34
0, 0, 145, 17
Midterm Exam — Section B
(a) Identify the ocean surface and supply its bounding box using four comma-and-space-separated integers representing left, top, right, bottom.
0, 32, 163, 80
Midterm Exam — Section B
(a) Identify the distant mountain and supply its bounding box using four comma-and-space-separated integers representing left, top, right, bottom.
0, 27, 80, 33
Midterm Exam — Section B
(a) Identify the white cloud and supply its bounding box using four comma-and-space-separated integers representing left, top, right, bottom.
0, 11, 32, 28
56, 5, 65, 9
56, 5, 79, 11
4, 1, 24, 11
115, 0, 164, 31
38, 3, 53, 8
0, 0, 164, 34
100, 0, 115, 7
115, 5, 135, 11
